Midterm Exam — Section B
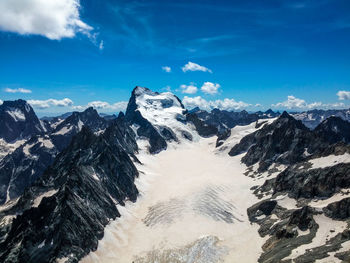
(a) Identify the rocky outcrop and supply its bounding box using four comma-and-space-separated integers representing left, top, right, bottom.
0, 124, 139, 263
0, 100, 48, 142
185, 113, 217, 138
193, 108, 272, 134
323, 197, 350, 220
229, 112, 329, 171
314, 116, 350, 144
273, 163, 350, 199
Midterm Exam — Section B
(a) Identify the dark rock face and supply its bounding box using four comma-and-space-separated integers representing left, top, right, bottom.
274, 163, 350, 199
51, 107, 109, 151
323, 197, 350, 220
288, 206, 313, 231
314, 116, 350, 144
0, 125, 139, 263
0, 107, 110, 205
0, 100, 48, 142
247, 200, 277, 223
216, 129, 231, 147
229, 112, 328, 171
125, 87, 168, 154
0, 136, 59, 204
185, 113, 217, 138
194, 108, 271, 134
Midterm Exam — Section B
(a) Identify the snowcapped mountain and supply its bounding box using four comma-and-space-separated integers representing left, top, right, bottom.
125, 86, 199, 153
0, 88, 350, 263
291, 108, 350, 129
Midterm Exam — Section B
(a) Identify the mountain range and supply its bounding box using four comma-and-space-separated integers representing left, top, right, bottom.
0, 87, 349, 263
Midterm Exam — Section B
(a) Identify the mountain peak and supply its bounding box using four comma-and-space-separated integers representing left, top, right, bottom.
0, 99, 46, 142
132, 86, 153, 96
125, 87, 198, 153
280, 111, 291, 119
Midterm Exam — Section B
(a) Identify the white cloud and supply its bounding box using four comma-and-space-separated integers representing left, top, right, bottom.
272, 95, 308, 109
272, 95, 347, 110
99, 40, 104, 50
182, 61, 212, 73
73, 101, 128, 112
5, 88, 32, 94
201, 82, 220, 95
28, 98, 73, 109
163, 85, 172, 92
180, 84, 198, 94
0, 100, 3, 105
0, 0, 93, 40
337, 90, 350, 100
162, 66, 171, 73
182, 96, 250, 111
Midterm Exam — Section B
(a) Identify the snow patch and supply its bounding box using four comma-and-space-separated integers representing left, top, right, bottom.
308, 153, 350, 169
53, 125, 73, 135
285, 214, 347, 260
33, 190, 58, 208
38, 137, 54, 149
6, 108, 25, 122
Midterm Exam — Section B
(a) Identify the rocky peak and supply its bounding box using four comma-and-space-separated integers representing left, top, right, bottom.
314, 116, 350, 144
125, 87, 197, 154
53, 107, 108, 135
229, 113, 327, 171
0, 99, 46, 142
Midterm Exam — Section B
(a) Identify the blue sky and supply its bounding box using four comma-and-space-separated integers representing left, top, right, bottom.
0, 0, 350, 116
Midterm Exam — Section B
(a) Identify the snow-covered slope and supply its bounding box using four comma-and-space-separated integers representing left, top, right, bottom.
125, 87, 199, 153
82, 129, 266, 263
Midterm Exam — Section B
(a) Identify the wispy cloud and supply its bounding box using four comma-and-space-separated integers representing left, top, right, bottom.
162, 66, 171, 73
182, 62, 212, 73
182, 96, 250, 111
28, 98, 73, 109
73, 101, 128, 112
5, 88, 32, 94
337, 90, 350, 100
272, 95, 346, 110
99, 40, 104, 50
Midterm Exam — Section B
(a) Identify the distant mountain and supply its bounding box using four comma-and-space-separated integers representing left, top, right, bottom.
40, 112, 72, 122
228, 112, 330, 171
192, 108, 279, 134
99, 113, 117, 121
291, 108, 350, 129
0, 100, 48, 143
0, 107, 109, 204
